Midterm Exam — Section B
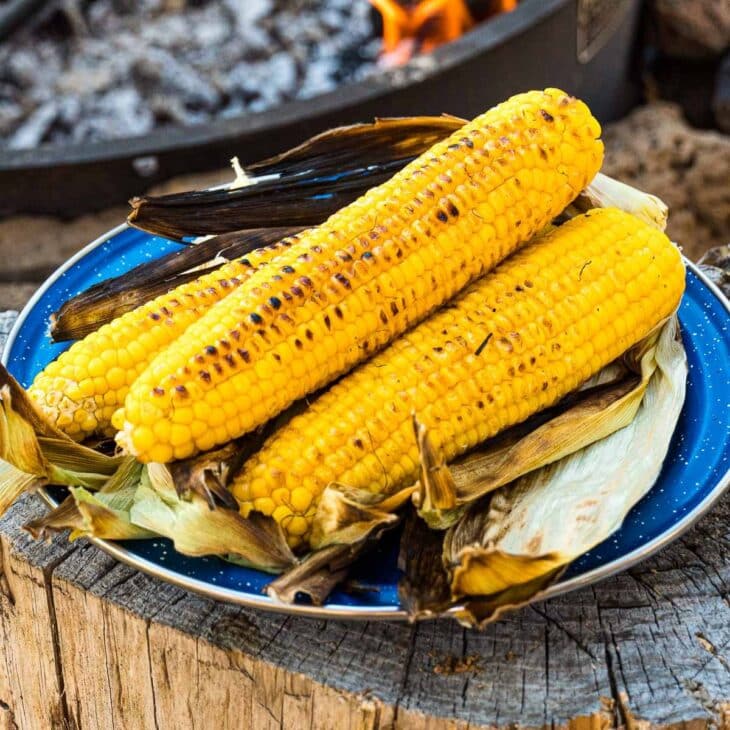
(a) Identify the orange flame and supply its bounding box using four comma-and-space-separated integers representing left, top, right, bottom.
369, 0, 518, 65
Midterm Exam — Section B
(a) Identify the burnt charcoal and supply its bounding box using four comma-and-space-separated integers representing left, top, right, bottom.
132, 48, 221, 110
298, 55, 341, 98
0, 101, 24, 137
0, 0, 380, 148
223, 0, 273, 33
67, 88, 155, 144
7, 101, 59, 149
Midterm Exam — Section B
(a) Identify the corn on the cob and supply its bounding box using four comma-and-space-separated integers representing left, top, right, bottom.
117, 88, 604, 463
29, 237, 298, 440
232, 208, 685, 548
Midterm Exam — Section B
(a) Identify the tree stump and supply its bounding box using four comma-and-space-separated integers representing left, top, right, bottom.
0, 313, 729, 729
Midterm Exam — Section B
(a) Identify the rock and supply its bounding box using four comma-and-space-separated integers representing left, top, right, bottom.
651, 0, 730, 58
602, 102, 730, 260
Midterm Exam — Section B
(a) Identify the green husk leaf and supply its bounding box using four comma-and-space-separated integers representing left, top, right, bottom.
24, 457, 153, 541
130, 463, 296, 573
571, 172, 668, 231
128, 116, 465, 239
51, 227, 301, 341
443, 315, 687, 627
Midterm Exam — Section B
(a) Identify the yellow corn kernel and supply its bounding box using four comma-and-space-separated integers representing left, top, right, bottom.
28, 237, 296, 440
232, 208, 685, 547
119, 88, 604, 462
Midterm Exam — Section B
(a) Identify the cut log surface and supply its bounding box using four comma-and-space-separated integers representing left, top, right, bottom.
1, 311, 729, 729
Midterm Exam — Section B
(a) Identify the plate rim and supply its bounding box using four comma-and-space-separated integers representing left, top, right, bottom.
3, 223, 730, 621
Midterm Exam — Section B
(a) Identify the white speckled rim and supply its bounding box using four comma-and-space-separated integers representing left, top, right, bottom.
3, 223, 730, 621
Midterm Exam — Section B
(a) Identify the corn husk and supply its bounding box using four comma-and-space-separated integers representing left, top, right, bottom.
571, 173, 668, 231
24, 457, 154, 542
698, 245, 730, 299
167, 441, 250, 510
397, 509, 454, 619
266, 481, 415, 603
129, 463, 296, 573
310, 482, 416, 550
413, 350, 648, 530
441, 315, 687, 627
51, 226, 301, 341
0, 366, 122, 510
128, 116, 465, 239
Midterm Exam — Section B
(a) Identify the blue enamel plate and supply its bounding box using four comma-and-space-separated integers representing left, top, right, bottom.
3, 224, 730, 619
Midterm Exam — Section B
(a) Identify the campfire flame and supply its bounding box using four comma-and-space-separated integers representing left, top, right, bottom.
369, 0, 518, 65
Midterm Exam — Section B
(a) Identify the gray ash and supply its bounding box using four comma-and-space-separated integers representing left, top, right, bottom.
0, 0, 381, 149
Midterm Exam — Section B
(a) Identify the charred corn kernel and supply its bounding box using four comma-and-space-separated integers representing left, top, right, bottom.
28, 236, 299, 441
232, 209, 685, 547
119, 88, 604, 462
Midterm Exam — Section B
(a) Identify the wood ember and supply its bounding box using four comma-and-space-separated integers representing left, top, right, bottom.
602, 102, 730, 259
0, 0, 379, 149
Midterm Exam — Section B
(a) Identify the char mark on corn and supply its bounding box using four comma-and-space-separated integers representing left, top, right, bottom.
29, 235, 301, 440
231, 208, 686, 548
118, 88, 604, 463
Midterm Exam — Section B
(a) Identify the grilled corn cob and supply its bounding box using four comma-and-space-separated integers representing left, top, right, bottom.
232, 208, 685, 548
29, 236, 298, 440
117, 88, 604, 463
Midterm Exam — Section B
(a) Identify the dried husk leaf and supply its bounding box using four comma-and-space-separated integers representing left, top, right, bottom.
130, 463, 296, 573
128, 116, 465, 239
266, 526, 393, 605
0, 461, 44, 515
444, 316, 686, 627
265, 544, 356, 605
51, 227, 300, 341
168, 441, 249, 509
309, 481, 416, 550
267, 483, 412, 603
570, 172, 668, 231
0, 366, 121, 504
397, 510, 453, 620
25, 457, 154, 542
450, 565, 566, 628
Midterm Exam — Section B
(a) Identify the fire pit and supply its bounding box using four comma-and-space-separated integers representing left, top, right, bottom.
0, 0, 640, 216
